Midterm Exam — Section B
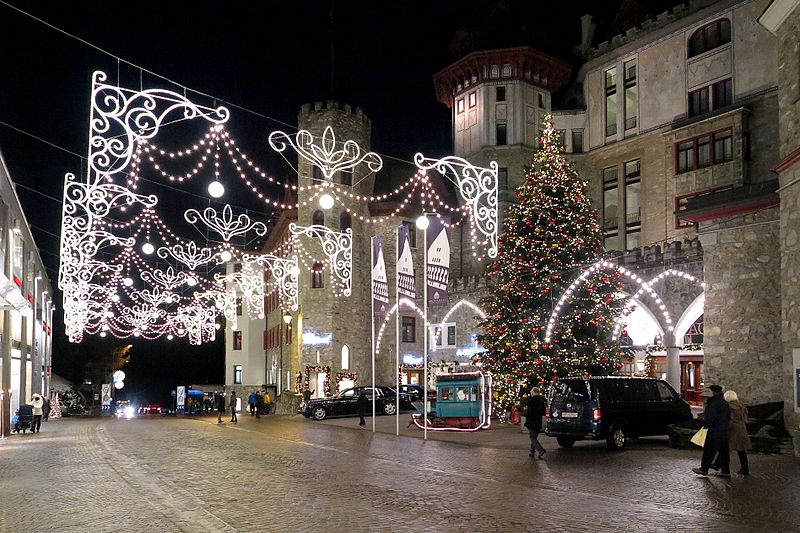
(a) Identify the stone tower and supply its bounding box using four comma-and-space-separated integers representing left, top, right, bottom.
295, 101, 374, 393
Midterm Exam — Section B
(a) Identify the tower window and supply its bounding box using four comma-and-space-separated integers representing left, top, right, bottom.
688, 19, 731, 58
498, 167, 508, 190
571, 130, 583, 153
468, 91, 476, 108
340, 212, 351, 231
311, 262, 324, 288
496, 86, 506, 102
456, 98, 464, 114
312, 210, 325, 226
402, 316, 416, 343
340, 169, 352, 186
496, 124, 507, 146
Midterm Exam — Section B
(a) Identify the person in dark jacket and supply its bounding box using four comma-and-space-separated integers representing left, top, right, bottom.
714, 390, 752, 475
357, 391, 369, 429
248, 391, 257, 416
524, 387, 546, 459
693, 384, 730, 476
255, 391, 264, 419
42, 397, 51, 422
216, 390, 226, 424
229, 391, 238, 423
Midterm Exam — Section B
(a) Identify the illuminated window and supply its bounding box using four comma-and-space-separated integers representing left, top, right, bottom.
233, 332, 242, 351
624, 160, 641, 227
234, 364, 243, 384
311, 262, 324, 288
341, 344, 350, 369
688, 19, 731, 58
11, 230, 23, 281
456, 98, 464, 114
434, 323, 456, 347
468, 91, 476, 108
402, 316, 416, 343
605, 67, 617, 136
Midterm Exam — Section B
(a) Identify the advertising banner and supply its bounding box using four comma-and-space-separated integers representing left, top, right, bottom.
101, 384, 111, 406
426, 216, 450, 306
397, 225, 415, 311
177, 386, 186, 408
371, 236, 389, 316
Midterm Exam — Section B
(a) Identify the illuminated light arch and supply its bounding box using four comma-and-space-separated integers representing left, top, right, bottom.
648, 268, 705, 289
375, 299, 433, 355
431, 299, 486, 352
612, 293, 666, 344
673, 293, 705, 346
543, 260, 675, 344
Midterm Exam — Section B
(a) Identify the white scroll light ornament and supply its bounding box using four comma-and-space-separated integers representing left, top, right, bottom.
58, 71, 229, 342
413, 154, 499, 258
157, 241, 217, 270
242, 253, 300, 312
184, 204, 268, 242
288, 223, 352, 296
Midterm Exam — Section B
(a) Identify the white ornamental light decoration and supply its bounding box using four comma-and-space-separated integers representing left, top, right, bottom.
184, 204, 268, 242
242, 253, 300, 311
289, 223, 352, 296
157, 241, 217, 270
414, 153, 499, 258
268, 125, 383, 181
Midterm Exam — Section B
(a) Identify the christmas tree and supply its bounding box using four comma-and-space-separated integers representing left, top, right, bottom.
476, 114, 626, 410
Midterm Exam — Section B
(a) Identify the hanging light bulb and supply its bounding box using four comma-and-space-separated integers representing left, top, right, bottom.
186, 276, 198, 287
416, 214, 430, 230
141, 242, 155, 255
319, 193, 334, 210
208, 180, 225, 198
100, 331, 107, 338
215, 323, 221, 330
105, 311, 114, 318
111, 294, 120, 302
290, 265, 301, 277
219, 250, 233, 262
123, 277, 134, 287
165, 295, 174, 304
167, 334, 174, 340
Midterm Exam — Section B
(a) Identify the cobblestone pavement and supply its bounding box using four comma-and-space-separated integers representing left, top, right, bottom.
2, 414, 799, 532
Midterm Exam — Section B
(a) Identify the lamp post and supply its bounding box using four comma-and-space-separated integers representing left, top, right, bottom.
33, 275, 41, 395
416, 214, 430, 441
280, 311, 292, 395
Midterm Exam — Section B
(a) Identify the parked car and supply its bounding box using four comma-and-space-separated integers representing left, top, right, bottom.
400, 384, 426, 402
303, 386, 413, 421
545, 376, 692, 450
138, 405, 164, 415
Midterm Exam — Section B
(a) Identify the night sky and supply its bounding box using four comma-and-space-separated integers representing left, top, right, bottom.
0, 0, 665, 404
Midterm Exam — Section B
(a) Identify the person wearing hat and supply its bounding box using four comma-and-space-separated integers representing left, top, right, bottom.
524, 387, 546, 459
692, 384, 730, 477
31, 393, 44, 433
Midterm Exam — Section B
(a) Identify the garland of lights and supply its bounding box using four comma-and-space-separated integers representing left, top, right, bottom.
301, 365, 333, 397
643, 343, 703, 376
334, 372, 359, 391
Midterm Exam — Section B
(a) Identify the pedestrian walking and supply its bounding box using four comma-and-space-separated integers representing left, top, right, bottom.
264, 391, 272, 414
255, 391, 263, 419
229, 390, 238, 423
42, 397, 51, 422
693, 384, 730, 477
248, 391, 256, 416
31, 394, 44, 433
216, 390, 226, 424
721, 390, 751, 475
357, 390, 368, 428
525, 387, 546, 459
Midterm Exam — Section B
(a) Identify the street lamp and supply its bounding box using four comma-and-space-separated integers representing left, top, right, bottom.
280, 311, 292, 395
416, 213, 431, 440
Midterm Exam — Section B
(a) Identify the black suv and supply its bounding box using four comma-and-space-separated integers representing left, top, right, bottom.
545, 376, 692, 450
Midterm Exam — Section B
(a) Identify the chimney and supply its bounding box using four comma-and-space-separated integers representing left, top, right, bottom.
579, 14, 596, 55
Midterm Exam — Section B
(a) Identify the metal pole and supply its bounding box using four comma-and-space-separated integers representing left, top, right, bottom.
279, 322, 283, 395
423, 221, 428, 441
370, 237, 376, 432
395, 227, 400, 436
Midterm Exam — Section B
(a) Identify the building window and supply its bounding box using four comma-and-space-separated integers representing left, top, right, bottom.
341, 344, 350, 370
556, 130, 566, 150
402, 316, 416, 343
312, 165, 324, 180
311, 262, 324, 288
537, 93, 545, 109
233, 332, 242, 351
688, 86, 709, 117
624, 159, 641, 227
340, 212, 351, 231
468, 91, 476, 108
713, 78, 732, 108
234, 364, 243, 384
236, 297, 243, 317
312, 210, 325, 226
689, 78, 732, 117
496, 123, 507, 146
340, 169, 352, 186
604, 232, 620, 251
571, 130, 583, 153
675, 129, 733, 173
433, 323, 457, 347
605, 67, 618, 137
233, 262, 243, 273
623, 60, 637, 130
402, 220, 417, 248
496, 86, 506, 102
688, 19, 731, 58
602, 166, 618, 230
285, 320, 292, 344
498, 167, 508, 190
11, 230, 23, 280
626, 228, 640, 251
456, 98, 464, 114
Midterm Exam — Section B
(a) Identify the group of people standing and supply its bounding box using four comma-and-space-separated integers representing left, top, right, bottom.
248, 390, 272, 418
693, 385, 752, 477
213, 389, 273, 424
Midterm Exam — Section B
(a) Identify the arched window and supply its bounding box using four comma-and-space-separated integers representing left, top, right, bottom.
341, 344, 350, 369
688, 19, 731, 58
340, 212, 351, 231
312, 210, 324, 226
311, 261, 324, 288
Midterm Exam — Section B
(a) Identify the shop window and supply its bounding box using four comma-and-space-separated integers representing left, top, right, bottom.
496, 124, 507, 146
233, 332, 242, 351
402, 316, 416, 343
688, 19, 731, 58
311, 262, 324, 288
496, 86, 506, 102
571, 130, 583, 153
234, 364, 243, 384
312, 210, 325, 226
340, 212, 351, 231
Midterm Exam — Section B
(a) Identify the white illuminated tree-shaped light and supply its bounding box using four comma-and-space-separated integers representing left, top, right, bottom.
268, 125, 383, 181
184, 204, 268, 242
289, 223, 352, 297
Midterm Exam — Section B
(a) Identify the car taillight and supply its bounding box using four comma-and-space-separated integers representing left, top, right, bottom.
592, 408, 602, 421
545, 407, 551, 418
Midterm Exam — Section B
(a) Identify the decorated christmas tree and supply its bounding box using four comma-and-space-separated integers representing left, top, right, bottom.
476, 115, 626, 410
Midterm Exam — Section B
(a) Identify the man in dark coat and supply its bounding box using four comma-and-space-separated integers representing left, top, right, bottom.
525, 387, 546, 459
357, 391, 369, 429
693, 384, 730, 476
216, 390, 226, 424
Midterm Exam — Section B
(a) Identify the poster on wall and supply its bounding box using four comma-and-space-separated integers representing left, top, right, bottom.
397, 225, 415, 311
371, 236, 389, 316
101, 384, 111, 406
426, 216, 450, 306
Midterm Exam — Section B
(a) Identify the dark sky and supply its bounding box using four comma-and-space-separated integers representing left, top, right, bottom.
0, 0, 647, 403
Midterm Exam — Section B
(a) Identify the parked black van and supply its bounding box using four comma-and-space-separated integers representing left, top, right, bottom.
544, 376, 692, 450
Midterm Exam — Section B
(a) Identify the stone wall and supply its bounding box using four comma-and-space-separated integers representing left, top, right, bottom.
699, 209, 782, 405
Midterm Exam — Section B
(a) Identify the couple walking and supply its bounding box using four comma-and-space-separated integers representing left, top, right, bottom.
692, 385, 751, 477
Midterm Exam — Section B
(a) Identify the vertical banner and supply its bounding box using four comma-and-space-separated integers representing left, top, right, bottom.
101, 384, 111, 406
397, 225, 415, 311
176, 386, 186, 410
372, 237, 389, 316
426, 216, 450, 307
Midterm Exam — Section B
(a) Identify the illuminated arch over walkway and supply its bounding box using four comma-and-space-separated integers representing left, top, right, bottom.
375, 299, 432, 355
431, 299, 486, 352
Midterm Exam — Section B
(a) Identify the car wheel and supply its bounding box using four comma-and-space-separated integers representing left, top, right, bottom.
383, 402, 397, 415
607, 425, 626, 451
556, 436, 576, 448
312, 407, 327, 421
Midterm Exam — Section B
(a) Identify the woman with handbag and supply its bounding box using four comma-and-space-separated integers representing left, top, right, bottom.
721, 390, 752, 475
